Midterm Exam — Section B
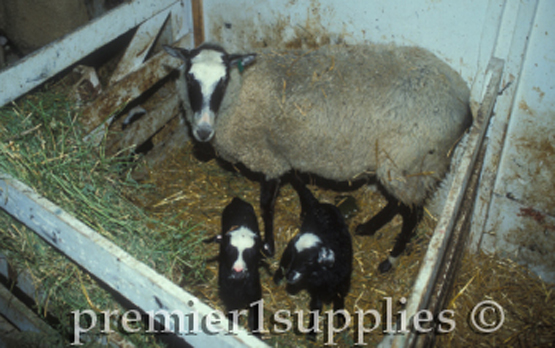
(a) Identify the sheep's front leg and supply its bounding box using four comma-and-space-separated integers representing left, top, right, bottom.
260, 178, 280, 256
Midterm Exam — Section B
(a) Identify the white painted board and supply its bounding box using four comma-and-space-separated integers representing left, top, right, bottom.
0, 173, 268, 348
480, 0, 555, 283
0, 0, 190, 107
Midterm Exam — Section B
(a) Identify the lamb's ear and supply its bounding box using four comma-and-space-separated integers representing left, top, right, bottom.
229, 53, 257, 72
273, 266, 285, 285
318, 247, 335, 268
163, 45, 191, 61
203, 235, 222, 244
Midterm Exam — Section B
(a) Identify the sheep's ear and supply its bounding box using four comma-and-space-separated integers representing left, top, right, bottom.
318, 247, 335, 268
229, 53, 257, 72
163, 45, 191, 61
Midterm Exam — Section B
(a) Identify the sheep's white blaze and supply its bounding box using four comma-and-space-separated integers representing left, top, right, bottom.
190, 49, 226, 113
294, 233, 321, 252
229, 227, 257, 272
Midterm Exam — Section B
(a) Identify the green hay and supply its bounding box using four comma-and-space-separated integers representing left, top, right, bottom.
0, 85, 208, 346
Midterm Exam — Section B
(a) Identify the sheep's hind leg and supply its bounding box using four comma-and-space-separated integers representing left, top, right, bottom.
355, 200, 400, 236
378, 204, 423, 273
260, 178, 280, 257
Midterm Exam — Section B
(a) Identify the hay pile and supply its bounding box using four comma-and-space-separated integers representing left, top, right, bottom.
437, 252, 555, 347
0, 84, 206, 347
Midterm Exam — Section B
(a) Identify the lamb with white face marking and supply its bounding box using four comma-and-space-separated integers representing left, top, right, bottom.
274, 178, 352, 340
204, 197, 263, 335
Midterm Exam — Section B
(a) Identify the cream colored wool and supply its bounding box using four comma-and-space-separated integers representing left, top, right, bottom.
184, 44, 471, 207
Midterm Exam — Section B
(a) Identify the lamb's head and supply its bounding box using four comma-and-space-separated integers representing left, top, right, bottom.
222, 226, 260, 280
163, 43, 256, 142
275, 232, 335, 286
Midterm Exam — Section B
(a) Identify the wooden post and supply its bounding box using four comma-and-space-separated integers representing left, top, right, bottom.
191, 0, 205, 46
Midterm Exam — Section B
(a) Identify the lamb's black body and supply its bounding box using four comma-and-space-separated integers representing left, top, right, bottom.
274, 178, 353, 339
207, 197, 263, 334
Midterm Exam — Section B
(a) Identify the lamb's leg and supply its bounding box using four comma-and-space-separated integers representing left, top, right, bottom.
332, 294, 346, 327
248, 307, 261, 337
377, 204, 423, 273
260, 178, 280, 256
307, 295, 322, 341
355, 199, 400, 236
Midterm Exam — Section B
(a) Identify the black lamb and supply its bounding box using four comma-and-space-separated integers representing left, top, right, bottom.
204, 197, 263, 335
274, 178, 353, 339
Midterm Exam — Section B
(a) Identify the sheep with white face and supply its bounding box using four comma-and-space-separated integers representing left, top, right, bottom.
165, 42, 471, 272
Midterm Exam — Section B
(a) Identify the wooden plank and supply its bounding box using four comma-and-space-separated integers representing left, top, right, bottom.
0, 254, 38, 302
81, 34, 189, 142
108, 8, 171, 85
191, 0, 205, 46
145, 116, 190, 166
0, 0, 185, 108
414, 139, 488, 348
0, 173, 269, 348
0, 282, 59, 337
387, 57, 504, 348
468, 0, 540, 252
105, 93, 181, 156
0, 252, 140, 347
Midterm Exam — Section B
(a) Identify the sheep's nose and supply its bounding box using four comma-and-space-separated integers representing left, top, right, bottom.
195, 127, 214, 142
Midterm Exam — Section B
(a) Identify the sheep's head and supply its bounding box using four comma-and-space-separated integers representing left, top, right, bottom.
163, 44, 256, 142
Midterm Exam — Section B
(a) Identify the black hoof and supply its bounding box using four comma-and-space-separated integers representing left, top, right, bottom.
378, 259, 393, 273
306, 332, 317, 341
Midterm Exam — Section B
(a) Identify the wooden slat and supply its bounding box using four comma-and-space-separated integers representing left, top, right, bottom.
108, 8, 171, 85
0, 0, 184, 108
105, 93, 181, 156
0, 282, 60, 337
191, 0, 205, 46
468, 0, 540, 252
0, 173, 269, 348
414, 138, 488, 348
81, 35, 189, 142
